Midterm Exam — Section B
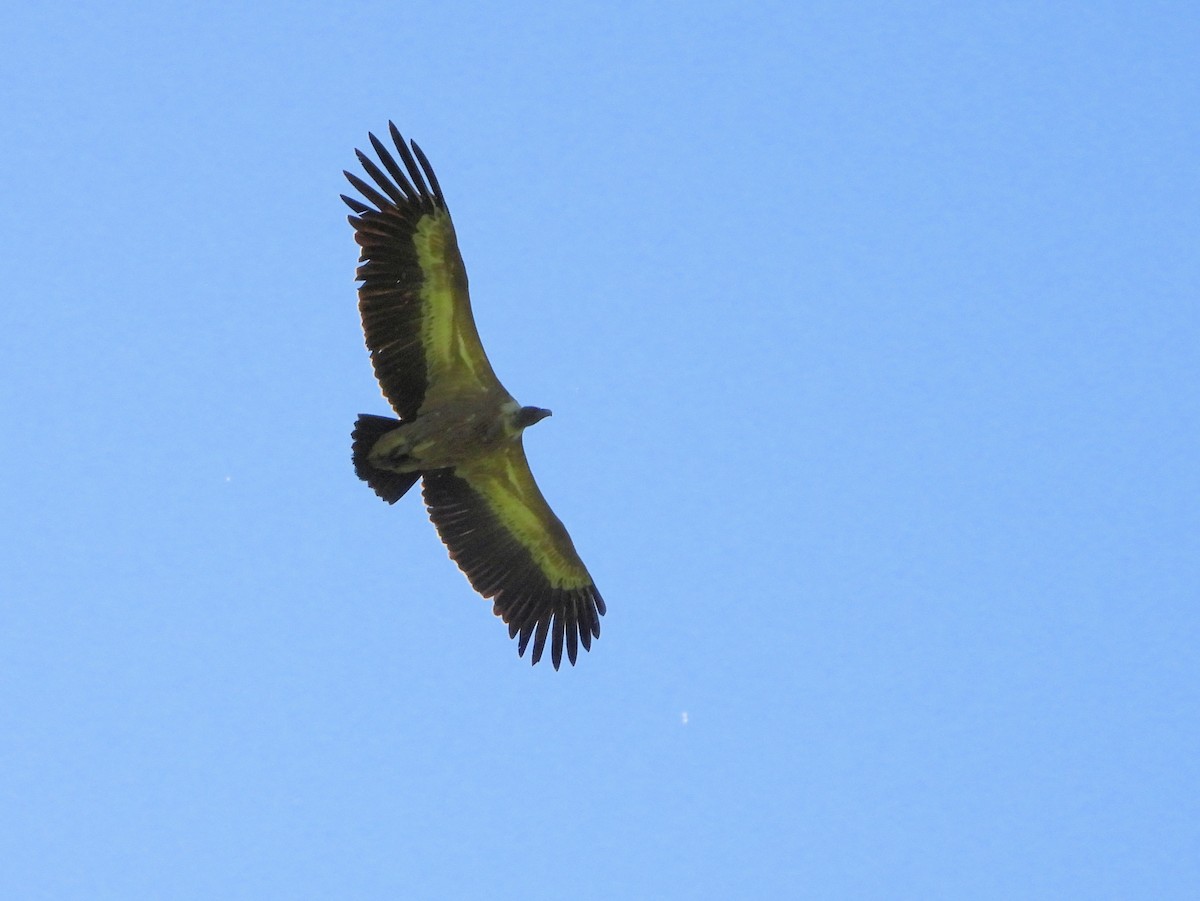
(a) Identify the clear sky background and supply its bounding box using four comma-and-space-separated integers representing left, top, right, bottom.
2, 2, 1197, 898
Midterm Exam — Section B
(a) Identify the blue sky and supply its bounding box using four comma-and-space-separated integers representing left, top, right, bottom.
2, 2, 1198, 898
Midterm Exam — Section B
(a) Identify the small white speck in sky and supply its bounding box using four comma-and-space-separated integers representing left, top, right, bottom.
681, 711, 688, 725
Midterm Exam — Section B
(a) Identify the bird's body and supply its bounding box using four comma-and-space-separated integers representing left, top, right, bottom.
342, 124, 604, 668
369, 396, 528, 472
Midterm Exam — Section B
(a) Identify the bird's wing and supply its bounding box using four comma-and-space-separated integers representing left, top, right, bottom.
422, 440, 605, 669
342, 123, 505, 421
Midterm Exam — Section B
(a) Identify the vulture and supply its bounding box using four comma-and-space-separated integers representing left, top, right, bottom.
342, 124, 605, 669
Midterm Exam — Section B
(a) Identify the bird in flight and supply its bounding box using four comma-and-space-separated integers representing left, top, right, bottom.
342, 124, 605, 669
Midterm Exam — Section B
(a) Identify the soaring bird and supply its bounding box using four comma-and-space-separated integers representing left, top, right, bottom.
342, 124, 605, 669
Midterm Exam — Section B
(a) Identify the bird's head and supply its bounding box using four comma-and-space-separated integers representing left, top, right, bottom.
514, 405, 553, 430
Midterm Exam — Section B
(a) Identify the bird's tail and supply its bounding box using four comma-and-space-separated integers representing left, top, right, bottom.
351, 414, 420, 504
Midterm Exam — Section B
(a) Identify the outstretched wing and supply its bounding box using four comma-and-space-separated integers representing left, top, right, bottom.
342, 123, 505, 421
422, 442, 605, 669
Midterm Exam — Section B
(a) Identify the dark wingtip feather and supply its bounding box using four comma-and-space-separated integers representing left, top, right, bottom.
409, 140, 446, 209
344, 171, 391, 212
368, 133, 415, 195
387, 121, 405, 152
594, 589, 607, 618
531, 617, 552, 667
579, 619, 593, 652
517, 620, 536, 658
552, 615, 567, 669
341, 194, 372, 214
385, 127, 432, 203
356, 150, 409, 206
